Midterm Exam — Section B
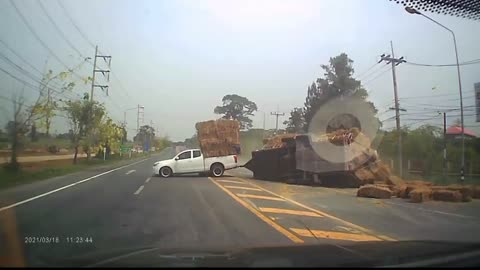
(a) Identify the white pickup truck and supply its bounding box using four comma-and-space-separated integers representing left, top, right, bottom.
152, 149, 238, 177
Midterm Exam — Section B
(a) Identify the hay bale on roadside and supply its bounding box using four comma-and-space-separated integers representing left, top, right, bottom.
409, 188, 433, 203
431, 185, 473, 202
354, 168, 376, 185
357, 185, 392, 199
432, 189, 462, 202
370, 162, 391, 183
445, 185, 473, 202
393, 185, 408, 198
471, 186, 480, 199
386, 175, 406, 187
405, 180, 433, 186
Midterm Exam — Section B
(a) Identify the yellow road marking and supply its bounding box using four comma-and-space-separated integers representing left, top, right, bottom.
236, 194, 286, 201
224, 186, 262, 191
216, 179, 246, 184
259, 207, 322, 217
291, 228, 382, 242
209, 178, 304, 244
231, 177, 396, 241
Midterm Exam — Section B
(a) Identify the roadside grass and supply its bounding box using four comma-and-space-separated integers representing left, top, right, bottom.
0, 152, 151, 191
404, 171, 480, 186
423, 174, 480, 186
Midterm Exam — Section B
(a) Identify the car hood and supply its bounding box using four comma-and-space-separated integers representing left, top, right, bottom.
51, 241, 480, 267
154, 159, 173, 166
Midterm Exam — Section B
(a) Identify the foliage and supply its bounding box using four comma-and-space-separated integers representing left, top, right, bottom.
302, 53, 377, 131
283, 107, 305, 133
47, 145, 59, 154
214, 94, 258, 130
134, 125, 155, 148
29, 124, 38, 142
183, 134, 199, 148
153, 136, 172, 151
376, 124, 480, 176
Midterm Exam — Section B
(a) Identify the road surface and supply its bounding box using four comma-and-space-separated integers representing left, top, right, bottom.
1, 147, 479, 266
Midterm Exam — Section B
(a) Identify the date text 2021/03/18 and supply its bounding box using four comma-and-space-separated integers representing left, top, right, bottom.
24, 236, 93, 244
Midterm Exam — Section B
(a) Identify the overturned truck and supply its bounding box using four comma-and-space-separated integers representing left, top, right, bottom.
243, 131, 384, 188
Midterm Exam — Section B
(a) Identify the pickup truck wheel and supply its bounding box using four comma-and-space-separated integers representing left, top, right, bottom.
210, 164, 224, 177
159, 167, 172, 178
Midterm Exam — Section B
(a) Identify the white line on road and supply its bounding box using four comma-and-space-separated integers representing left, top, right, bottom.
0, 158, 151, 212
145, 177, 151, 183
125, 170, 136, 175
134, 185, 144, 195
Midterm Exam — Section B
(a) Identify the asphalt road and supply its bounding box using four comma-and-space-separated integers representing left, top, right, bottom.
1, 147, 480, 267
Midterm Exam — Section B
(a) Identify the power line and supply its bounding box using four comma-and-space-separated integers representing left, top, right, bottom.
9, 0, 87, 83
56, 0, 96, 49
0, 39, 43, 76
355, 62, 380, 80
358, 63, 389, 82
405, 58, 480, 67
0, 52, 73, 97
0, 52, 86, 100
364, 65, 393, 90
0, 65, 75, 103
55, 1, 139, 107
37, 0, 86, 59
399, 92, 463, 100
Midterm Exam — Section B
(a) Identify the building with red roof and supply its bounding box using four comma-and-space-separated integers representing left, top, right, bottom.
446, 125, 477, 140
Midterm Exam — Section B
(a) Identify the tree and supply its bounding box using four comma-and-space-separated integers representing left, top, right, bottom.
303, 53, 376, 131
63, 99, 85, 164
96, 118, 124, 158
5, 93, 42, 171
153, 136, 171, 151
283, 107, 305, 133
30, 123, 38, 142
31, 59, 90, 136
214, 94, 258, 130
184, 134, 199, 148
134, 125, 155, 149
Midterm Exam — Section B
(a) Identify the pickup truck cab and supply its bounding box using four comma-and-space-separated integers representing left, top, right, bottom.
153, 149, 238, 177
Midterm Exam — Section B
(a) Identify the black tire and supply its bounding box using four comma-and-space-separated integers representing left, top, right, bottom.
210, 163, 225, 177
159, 166, 172, 178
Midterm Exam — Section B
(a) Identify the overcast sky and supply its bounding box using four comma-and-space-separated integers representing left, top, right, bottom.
0, 0, 479, 141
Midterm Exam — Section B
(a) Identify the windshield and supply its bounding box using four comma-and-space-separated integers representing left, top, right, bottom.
1, 0, 480, 267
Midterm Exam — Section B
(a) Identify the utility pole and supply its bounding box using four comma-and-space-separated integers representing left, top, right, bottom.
379, 41, 406, 177
270, 106, 285, 134
90, 45, 111, 101
443, 112, 447, 177
137, 104, 144, 134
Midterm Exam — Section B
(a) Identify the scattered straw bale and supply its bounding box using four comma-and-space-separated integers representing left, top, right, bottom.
472, 186, 480, 199
432, 189, 462, 202
357, 185, 392, 199
405, 180, 433, 186
386, 175, 406, 187
354, 168, 376, 185
409, 188, 433, 203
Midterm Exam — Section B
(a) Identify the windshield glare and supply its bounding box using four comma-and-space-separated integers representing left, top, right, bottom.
0, 0, 479, 267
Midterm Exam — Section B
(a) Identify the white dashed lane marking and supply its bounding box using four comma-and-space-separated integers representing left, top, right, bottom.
134, 185, 144, 195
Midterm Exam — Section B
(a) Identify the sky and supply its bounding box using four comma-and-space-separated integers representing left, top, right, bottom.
0, 0, 479, 142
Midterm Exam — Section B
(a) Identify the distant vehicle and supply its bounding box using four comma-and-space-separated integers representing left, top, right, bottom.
152, 149, 238, 177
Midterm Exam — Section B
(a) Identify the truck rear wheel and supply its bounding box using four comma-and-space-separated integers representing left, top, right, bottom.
210, 163, 224, 177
